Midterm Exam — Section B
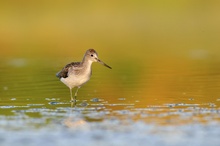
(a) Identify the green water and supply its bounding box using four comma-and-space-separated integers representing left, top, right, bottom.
1, 56, 219, 124
0, 54, 220, 146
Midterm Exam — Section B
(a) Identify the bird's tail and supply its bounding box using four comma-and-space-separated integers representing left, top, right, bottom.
56, 71, 61, 79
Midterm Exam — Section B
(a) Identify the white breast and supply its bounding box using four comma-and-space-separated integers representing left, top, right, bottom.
61, 65, 92, 89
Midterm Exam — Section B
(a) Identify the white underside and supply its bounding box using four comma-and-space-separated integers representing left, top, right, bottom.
61, 74, 90, 89
60, 63, 92, 89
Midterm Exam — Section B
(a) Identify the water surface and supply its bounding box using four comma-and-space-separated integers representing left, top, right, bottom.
0, 57, 219, 146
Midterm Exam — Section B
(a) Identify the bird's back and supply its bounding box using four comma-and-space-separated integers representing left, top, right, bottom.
56, 62, 81, 79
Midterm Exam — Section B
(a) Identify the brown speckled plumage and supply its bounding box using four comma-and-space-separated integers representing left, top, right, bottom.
56, 62, 81, 79
56, 49, 111, 101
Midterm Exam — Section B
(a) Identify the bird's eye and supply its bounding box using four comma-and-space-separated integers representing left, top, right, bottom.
91, 54, 93, 57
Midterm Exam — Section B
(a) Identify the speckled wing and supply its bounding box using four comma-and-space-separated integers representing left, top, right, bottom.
56, 62, 81, 79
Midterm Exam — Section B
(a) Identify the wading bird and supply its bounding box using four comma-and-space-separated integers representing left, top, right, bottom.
56, 49, 112, 102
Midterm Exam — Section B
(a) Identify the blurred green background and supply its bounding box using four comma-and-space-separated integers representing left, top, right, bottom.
1, 0, 220, 60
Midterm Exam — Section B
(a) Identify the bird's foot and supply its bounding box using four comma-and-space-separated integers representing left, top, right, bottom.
70, 99, 76, 103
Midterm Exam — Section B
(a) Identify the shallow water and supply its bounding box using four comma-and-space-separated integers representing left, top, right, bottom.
0, 57, 220, 146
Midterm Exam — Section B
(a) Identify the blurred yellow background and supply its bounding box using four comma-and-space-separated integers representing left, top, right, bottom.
1, 0, 220, 60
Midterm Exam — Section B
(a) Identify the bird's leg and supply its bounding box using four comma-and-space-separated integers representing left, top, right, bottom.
74, 87, 80, 102
69, 88, 74, 102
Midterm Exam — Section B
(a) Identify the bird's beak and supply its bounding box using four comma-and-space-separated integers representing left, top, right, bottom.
96, 58, 112, 69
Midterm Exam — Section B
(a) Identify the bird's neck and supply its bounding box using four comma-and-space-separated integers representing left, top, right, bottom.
81, 57, 93, 68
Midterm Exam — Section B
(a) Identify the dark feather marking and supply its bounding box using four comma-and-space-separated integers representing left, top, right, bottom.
56, 62, 81, 79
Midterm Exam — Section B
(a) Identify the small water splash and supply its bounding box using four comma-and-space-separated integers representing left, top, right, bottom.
80, 102, 88, 107
91, 98, 100, 102
0, 106, 15, 109
10, 98, 16, 101
48, 102, 60, 105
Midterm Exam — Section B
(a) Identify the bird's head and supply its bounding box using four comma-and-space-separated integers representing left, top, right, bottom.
85, 49, 112, 69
